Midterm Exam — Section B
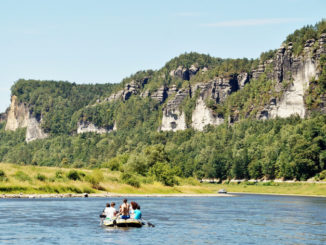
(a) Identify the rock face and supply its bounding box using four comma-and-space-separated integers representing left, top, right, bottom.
5, 96, 29, 131
192, 98, 224, 131
5, 96, 48, 142
26, 118, 49, 143
257, 34, 326, 119
77, 121, 112, 134
169, 65, 202, 80
160, 74, 246, 131
103, 78, 149, 103
160, 88, 189, 131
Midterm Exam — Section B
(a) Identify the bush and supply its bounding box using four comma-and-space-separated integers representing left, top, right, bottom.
36, 173, 46, 181
150, 162, 179, 186
14, 171, 31, 182
319, 170, 326, 180
66, 170, 81, 181
86, 169, 104, 189
0, 170, 8, 182
121, 172, 141, 188
55, 170, 64, 179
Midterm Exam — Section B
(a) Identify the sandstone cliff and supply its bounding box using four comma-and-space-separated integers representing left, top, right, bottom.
5, 96, 48, 142
77, 121, 116, 134
257, 33, 326, 119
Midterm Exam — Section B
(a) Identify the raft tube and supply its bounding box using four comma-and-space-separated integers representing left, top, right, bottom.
103, 218, 143, 228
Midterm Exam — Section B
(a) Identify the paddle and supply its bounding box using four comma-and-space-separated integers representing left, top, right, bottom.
141, 219, 155, 227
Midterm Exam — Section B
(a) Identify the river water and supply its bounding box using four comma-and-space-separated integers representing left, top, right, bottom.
0, 194, 326, 244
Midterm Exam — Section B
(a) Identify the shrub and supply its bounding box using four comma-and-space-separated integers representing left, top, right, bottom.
121, 172, 141, 188
14, 171, 31, 182
86, 169, 104, 189
36, 173, 46, 181
66, 170, 81, 181
0, 170, 8, 182
319, 170, 326, 180
55, 170, 64, 179
150, 162, 178, 186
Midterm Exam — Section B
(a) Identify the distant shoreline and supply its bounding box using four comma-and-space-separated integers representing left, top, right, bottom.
0, 193, 234, 199
1, 192, 326, 199
229, 192, 326, 198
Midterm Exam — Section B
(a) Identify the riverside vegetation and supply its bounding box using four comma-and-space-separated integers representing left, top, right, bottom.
0, 163, 325, 196
0, 21, 326, 195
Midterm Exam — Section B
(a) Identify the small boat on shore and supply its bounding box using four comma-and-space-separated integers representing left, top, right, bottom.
218, 189, 227, 194
103, 218, 143, 228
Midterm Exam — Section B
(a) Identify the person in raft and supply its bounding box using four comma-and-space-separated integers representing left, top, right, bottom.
130, 201, 138, 218
133, 205, 142, 220
120, 199, 130, 219
104, 202, 117, 220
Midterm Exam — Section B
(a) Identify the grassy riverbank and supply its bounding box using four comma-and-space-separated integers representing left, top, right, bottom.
217, 182, 326, 197
0, 163, 325, 196
0, 163, 214, 194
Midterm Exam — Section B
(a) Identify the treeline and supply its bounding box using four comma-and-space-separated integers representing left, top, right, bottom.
285, 19, 326, 55
1, 114, 326, 185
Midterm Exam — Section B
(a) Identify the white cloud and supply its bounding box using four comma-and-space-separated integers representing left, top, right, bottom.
202, 18, 305, 27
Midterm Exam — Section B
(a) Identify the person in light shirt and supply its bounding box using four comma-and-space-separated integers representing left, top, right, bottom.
104, 202, 117, 220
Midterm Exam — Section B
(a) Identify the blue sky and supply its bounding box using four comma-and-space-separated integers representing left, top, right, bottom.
0, 0, 325, 112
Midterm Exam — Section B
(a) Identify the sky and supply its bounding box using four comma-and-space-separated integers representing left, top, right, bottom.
0, 0, 325, 112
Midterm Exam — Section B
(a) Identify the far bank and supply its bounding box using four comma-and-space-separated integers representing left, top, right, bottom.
0, 163, 325, 197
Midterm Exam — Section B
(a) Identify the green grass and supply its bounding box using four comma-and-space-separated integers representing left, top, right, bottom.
0, 163, 325, 196
214, 182, 326, 196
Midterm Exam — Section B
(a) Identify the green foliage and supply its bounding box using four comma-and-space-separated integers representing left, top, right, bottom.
120, 172, 141, 188
0, 170, 8, 181
86, 169, 104, 189
319, 170, 326, 180
260, 50, 277, 63
149, 162, 178, 186
11, 79, 115, 135
36, 173, 46, 181
66, 170, 84, 181
55, 170, 64, 179
305, 55, 326, 110
14, 171, 31, 182
285, 19, 326, 55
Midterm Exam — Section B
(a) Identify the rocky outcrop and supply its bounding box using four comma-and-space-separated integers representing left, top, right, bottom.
160, 74, 247, 131
77, 121, 114, 134
26, 118, 48, 143
5, 96, 29, 131
257, 34, 326, 119
5, 96, 48, 142
192, 98, 224, 130
160, 88, 189, 131
103, 78, 149, 103
192, 75, 242, 103
150, 86, 169, 103
169, 65, 202, 80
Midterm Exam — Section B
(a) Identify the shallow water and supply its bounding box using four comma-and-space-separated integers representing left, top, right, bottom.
0, 194, 326, 244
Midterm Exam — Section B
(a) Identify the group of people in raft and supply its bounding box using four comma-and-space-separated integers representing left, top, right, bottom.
104, 199, 142, 220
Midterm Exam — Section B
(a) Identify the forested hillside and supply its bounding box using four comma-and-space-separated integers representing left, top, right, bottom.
0, 20, 326, 187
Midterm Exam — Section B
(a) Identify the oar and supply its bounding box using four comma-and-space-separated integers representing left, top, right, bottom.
141, 219, 155, 227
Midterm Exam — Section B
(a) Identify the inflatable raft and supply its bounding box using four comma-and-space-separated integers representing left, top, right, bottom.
103, 218, 143, 228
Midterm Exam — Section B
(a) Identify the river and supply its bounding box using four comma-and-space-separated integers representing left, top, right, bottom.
0, 194, 326, 244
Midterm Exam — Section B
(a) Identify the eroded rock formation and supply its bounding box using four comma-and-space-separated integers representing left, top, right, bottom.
77, 121, 116, 134
5, 96, 48, 142
257, 34, 326, 119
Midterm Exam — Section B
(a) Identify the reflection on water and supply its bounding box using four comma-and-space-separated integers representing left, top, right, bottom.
0, 195, 326, 244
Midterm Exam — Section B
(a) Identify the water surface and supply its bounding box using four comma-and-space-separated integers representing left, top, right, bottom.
0, 194, 326, 244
